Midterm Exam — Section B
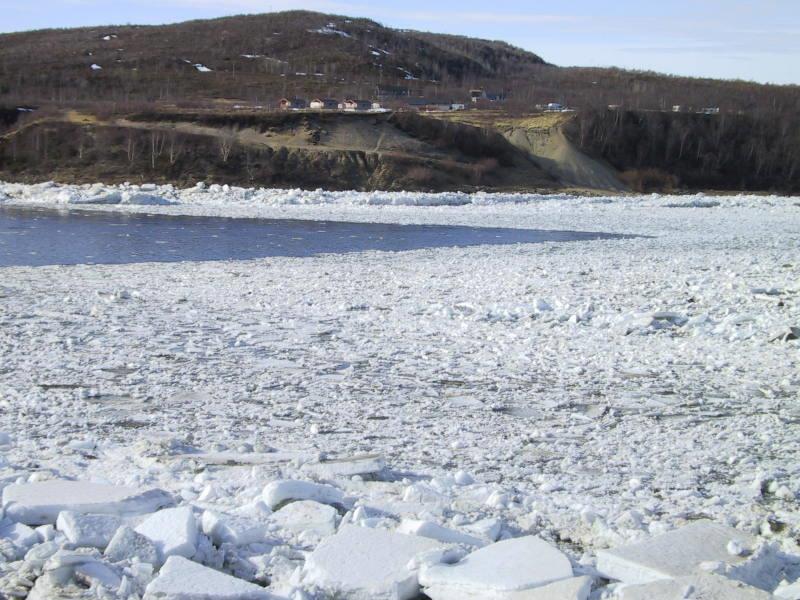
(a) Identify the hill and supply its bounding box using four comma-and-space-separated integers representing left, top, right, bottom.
0, 11, 546, 106
0, 11, 798, 193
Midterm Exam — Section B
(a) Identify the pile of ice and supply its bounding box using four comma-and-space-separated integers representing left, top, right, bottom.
2, 181, 793, 212
1, 467, 798, 599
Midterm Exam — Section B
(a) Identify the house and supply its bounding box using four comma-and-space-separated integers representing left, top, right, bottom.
700, 107, 720, 115
310, 98, 339, 110
545, 102, 564, 112
470, 89, 487, 103
371, 101, 383, 110
279, 97, 307, 110
672, 105, 683, 113
342, 99, 372, 111
471, 91, 506, 109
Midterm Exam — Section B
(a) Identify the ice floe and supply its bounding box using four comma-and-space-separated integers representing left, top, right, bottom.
262, 480, 345, 510
419, 536, 574, 598
302, 525, 444, 599
135, 506, 199, 562
0, 183, 798, 598
143, 555, 279, 599
2, 481, 174, 525
596, 521, 756, 584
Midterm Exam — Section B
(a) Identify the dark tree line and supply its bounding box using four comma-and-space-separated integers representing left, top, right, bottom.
566, 108, 800, 192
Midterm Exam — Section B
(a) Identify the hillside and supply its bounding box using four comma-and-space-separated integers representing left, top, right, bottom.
0, 10, 798, 193
0, 109, 555, 192
0, 11, 546, 106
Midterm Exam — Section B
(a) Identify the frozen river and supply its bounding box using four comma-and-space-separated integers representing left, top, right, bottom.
0, 205, 627, 266
0, 183, 799, 598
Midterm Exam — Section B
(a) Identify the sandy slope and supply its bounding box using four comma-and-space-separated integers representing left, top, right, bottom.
505, 125, 628, 192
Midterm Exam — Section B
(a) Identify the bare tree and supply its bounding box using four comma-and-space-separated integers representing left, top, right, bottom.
167, 131, 183, 165
125, 131, 137, 164
218, 128, 236, 163
150, 131, 166, 169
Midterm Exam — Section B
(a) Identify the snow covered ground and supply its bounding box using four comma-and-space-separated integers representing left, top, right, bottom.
1, 182, 799, 598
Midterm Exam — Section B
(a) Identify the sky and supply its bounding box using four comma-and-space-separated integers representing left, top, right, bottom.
1, 0, 798, 85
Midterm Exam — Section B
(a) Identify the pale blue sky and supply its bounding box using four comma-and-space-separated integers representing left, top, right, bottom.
2, 0, 798, 84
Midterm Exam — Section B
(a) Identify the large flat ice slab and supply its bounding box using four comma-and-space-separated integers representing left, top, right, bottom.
2, 480, 174, 525
143, 555, 280, 599
617, 571, 772, 599
425, 575, 592, 600
135, 506, 198, 561
303, 524, 443, 600
397, 519, 485, 547
270, 500, 338, 537
104, 525, 160, 564
596, 521, 756, 585
300, 455, 386, 479
420, 536, 574, 598
56, 511, 123, 549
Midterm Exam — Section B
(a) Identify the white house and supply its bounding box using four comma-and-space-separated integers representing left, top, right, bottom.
310, 98, 338, 110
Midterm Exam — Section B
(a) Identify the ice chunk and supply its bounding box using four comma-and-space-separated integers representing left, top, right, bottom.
419, 536, 573, 597
301, 454, 385, 479
596, 521, 756, 584
56, 511, 122, 549
397, 519, 485, 547
2, 480, 174, 525
303, 524, 443, 600
617, 571, 771, 599
425, 575, 592, 600
201, 510, 270, 546
464, 517, 503, 542
135, 506, 198, 561
75, 560, 123, 589
262, 480, 344, 510
143, 555, 279, 599
104, 525, 159, 564
0, 519, 40, 550
774, 580, 800, 599
270, 500, 338, 537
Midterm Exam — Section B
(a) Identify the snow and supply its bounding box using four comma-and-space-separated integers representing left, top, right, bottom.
0, 182, 799, 598
596, 521, 756, 584
135, 506, 199, 562
194, 64, 212, 72
143, 555, 279, 599
419, 536, 574, 597
303, 525, 444, 599
262, 480, 344, 510
90, 63, 102, 70
309, 24, 352, 37
1, 481, 174, 525
56, 511, 122, 549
